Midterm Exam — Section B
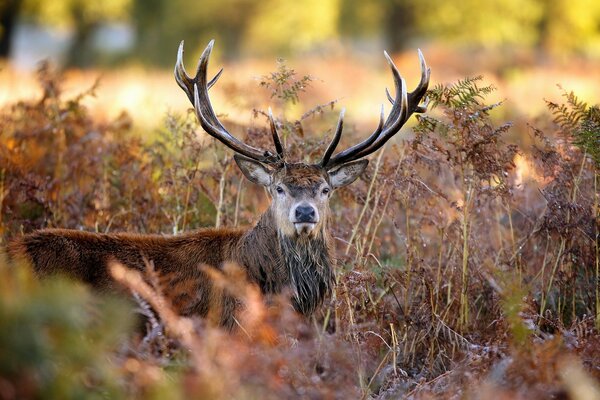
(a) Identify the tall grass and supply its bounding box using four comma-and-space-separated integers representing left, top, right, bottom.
1, 62, 599, 399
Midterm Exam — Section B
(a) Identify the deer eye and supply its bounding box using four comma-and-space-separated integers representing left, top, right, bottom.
275, 186, 285, 194
322, 187, 330, 195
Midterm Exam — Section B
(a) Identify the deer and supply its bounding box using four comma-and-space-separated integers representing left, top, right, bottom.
7, 40, 430, 328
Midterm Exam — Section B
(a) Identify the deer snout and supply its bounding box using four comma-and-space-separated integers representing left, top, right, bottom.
291, 201, 319, 225
291, 203, 319, 235
295, 204, 317, 223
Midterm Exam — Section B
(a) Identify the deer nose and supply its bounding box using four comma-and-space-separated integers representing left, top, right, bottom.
295, 204, 316, 223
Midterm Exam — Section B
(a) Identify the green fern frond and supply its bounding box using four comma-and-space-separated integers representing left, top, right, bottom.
546, 89, 589, 131
428, 76, 495, 110
574, 105, 600, 167
547, 88, 600, 167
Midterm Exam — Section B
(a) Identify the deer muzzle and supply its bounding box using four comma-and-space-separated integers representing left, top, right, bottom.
291, 202, 319, 235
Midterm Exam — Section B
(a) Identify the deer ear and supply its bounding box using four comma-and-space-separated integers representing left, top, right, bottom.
328, 159, 369, 189
234, 154, 272, 186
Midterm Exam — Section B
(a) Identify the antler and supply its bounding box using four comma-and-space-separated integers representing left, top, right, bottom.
175, 40, 284, 163
320, 50, 430, 168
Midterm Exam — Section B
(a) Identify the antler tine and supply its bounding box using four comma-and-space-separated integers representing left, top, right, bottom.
324, 50, 430, 168
268, 108, 285, 159
320, 106, 384, 167
386, 51, 430, 113
414, 49, 431, 98
323, 51, 407, 167
176, 41, 229, 135
387, 86, 429, 113
175, 41, 223, 105
349, 70, 408, 160
189, 41, 231, 134
385, 88, 394, 104
382, 50, 409, 126
411, 49, 431, 113
193, 80, 274, 162
176, 40, 280, 163
319, 108, 345, 167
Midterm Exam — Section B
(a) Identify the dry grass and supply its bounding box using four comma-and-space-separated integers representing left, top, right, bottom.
0, 51, 599, 399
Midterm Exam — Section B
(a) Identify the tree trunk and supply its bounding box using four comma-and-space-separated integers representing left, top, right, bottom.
65, 3, 97, 68
0, 0, 22, 59
383, 0, 416, 52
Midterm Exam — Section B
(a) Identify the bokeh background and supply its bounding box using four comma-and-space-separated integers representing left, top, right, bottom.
1, 0, 600, 130
2, 2, 600, 399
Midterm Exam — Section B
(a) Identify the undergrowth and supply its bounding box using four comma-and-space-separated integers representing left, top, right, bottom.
0, 62, 598, 399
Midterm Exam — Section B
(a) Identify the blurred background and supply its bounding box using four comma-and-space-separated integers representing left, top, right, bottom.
1, 0, 600, 130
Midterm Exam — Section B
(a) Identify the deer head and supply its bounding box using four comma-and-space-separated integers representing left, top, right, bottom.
174, 40, 430, 238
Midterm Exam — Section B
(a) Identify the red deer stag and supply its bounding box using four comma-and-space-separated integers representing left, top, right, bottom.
8, 40, 430, 327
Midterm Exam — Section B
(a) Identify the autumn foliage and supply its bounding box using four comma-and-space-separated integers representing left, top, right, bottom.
0, 62, 599, 399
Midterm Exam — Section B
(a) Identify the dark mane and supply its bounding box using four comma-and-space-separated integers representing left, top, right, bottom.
279, 231, 334, 315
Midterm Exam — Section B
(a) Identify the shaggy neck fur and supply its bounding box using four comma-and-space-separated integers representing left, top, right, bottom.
278, 230, 333, 315
237, 209, 334, 315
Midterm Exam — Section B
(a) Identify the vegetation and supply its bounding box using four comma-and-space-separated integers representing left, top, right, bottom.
0, 58, 599, 399
0, 261, 134, 399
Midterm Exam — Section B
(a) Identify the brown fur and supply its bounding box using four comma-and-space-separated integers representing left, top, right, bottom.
7, 202, 334, 327
6, 160, 371, 327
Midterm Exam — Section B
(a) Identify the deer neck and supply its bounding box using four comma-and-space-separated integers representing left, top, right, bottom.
237, 208, 334, 315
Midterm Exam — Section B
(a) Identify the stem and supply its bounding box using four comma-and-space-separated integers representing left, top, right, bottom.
181, 181, 193, 232
358, 185, 383, 262
345, 147, 386, 255
541, 238, 565, 316
539, 154, 586, 318
0, 169, 5, 244
460, 180, 472, 329
215, 163, 230, 228
506, 202, 521, 287
365, 185, 394, 259
390, 323, 398, 376
539, 233, 550, 312
434, 228, 445, 315
404, 200, 412, 313
364, 152, 404, 259
51, 98, 65, 226
233, 178, 244, 227
360, 351, 391, 400
181, 160, 201, 232
594, 172, 599, 329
